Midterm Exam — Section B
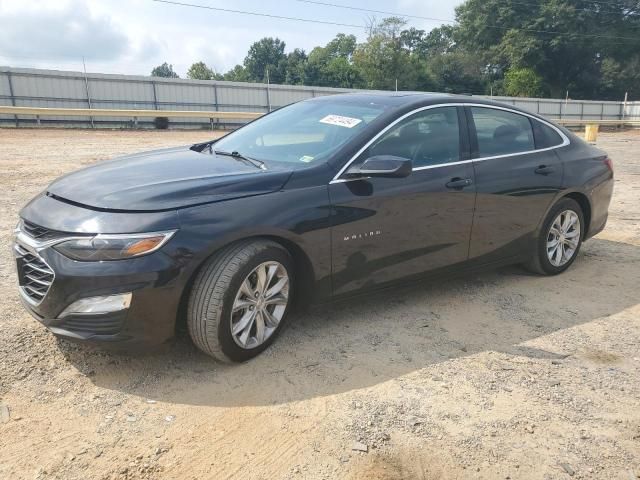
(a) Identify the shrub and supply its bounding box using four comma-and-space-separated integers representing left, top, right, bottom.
504, 68, 545, 98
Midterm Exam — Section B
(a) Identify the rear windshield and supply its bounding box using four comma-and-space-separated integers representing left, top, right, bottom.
213, 99, 391, 167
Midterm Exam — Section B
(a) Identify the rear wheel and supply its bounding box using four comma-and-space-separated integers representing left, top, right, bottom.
187, 240, 293, 362
525, 198, 584, 275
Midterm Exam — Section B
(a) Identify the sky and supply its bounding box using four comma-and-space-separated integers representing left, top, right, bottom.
0, 0, 463, 77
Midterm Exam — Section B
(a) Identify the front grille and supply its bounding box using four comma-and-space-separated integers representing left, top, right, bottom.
21, 220, 60, 241
15, 243, 55, 304
21, 220, 86, 242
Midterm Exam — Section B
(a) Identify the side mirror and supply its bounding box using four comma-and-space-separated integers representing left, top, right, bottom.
345, 155, 412, 179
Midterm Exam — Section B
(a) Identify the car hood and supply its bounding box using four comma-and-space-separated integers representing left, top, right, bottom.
46, 146, 293, 212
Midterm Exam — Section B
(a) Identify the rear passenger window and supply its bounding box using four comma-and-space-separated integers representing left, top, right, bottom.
471, 107, 534, 157
531, 119, 564, 149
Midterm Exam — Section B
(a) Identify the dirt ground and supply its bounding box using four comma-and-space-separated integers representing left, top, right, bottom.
0, 128, 638, 480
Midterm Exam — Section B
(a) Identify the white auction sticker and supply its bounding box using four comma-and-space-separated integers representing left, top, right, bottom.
319, 114, 362, 128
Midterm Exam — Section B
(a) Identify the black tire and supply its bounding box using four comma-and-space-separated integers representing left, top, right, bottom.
187, 240, 294, 362
524, 198, 585, 275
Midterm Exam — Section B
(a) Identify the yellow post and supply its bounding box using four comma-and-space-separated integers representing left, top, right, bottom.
585, 123, 599, 143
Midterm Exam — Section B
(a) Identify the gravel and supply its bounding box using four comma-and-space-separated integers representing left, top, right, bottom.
0, 128, 639, 479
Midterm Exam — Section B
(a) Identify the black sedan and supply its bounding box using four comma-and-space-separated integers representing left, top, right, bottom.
14, 93, 614, 362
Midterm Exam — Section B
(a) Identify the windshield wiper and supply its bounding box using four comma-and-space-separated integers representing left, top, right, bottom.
214, 150, 266, 171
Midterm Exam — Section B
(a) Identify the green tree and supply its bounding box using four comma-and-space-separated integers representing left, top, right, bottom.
187, 61, 223, 80
243, 37, 287, 83
353, 17, 409, 90
401, 25, 457, 57
324, 33, 358, 59
321, 57, 364, 88
400, 27, 426, 53
223, 65, 250, 82
600, 57, 640, 100
284, 49, 307, 85
421, 25, 458, 56
504, 67, 545, 97
305, 34, 362, 88
454, 0, 640, 99
353, 17, 432, 90
427, 51, 486, 94
191, 2, 640, 99
151, 62, 179, 78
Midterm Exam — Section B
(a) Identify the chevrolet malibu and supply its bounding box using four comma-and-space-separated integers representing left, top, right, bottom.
14, 93, 614, 362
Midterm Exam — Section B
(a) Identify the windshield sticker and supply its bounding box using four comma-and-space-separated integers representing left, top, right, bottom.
320, 114, 362, 129
299, 155, 315, 163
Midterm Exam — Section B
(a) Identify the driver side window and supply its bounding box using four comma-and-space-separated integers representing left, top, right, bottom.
362, 107, 461, 169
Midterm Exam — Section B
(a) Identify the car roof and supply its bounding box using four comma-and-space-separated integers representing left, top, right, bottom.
308, 91, 556, 124
310, 91, 526, 110
309, 91, 455, 107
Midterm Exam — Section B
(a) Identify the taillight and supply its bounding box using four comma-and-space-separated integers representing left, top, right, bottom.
603, 157, 613, 173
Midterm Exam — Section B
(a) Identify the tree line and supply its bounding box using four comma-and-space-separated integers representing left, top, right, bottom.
151, 0, 640, 100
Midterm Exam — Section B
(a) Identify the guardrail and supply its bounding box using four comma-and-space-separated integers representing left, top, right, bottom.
0, 106, 263, 128
555, 118, 640, 126
554, 118, 640, 141
1, 106, 638, 140
2, 105, 639, 122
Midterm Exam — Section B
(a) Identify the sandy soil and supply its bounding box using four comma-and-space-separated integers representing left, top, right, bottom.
0, 128, 639, 480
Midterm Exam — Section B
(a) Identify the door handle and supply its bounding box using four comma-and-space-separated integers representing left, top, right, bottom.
446, 177, 473, 189
535, 165, 555, 175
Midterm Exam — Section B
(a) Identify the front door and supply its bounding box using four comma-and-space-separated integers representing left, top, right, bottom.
329, 106, 476, 295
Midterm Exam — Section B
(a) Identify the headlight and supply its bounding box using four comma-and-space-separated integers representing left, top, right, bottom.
53, 231, 176, 261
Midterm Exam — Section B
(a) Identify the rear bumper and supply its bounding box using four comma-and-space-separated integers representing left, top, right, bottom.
585, 174, 614, 240
585, 213, 608, 240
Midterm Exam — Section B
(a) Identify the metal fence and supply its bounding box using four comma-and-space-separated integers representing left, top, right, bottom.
1, 66, 638, 128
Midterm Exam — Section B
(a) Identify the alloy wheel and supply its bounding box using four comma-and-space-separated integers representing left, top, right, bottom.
230, 261, 289, 349
546, 210, 581, 267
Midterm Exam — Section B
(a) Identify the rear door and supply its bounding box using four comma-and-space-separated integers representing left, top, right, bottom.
329, 105, 476, 295
466, 106, 565, 262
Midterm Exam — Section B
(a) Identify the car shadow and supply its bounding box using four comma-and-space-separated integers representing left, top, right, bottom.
58, 237, 639, 407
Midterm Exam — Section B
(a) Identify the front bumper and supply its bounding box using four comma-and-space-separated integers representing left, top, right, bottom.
21, 304, 130, 342
13, 228, 184, 347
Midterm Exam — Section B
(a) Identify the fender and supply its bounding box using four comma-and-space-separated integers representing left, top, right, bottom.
176, 185, 333, 301
534, 187, 593, 240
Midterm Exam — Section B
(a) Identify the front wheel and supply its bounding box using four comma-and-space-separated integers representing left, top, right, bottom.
187, 240, 293, 362
525, 198, 585, 275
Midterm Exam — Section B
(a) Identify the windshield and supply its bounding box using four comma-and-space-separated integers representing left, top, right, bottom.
213, 99, 391, 167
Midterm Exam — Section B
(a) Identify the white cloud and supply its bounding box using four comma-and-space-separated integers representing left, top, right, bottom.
0, 0, 128, 61
0, 0, 463, 76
